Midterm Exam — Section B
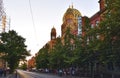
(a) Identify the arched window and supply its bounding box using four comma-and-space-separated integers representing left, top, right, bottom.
95, 20, 99, 26
91, 24, 94, 28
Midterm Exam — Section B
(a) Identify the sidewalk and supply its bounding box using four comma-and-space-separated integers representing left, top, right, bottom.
0, 74, 15, 78
62, 75, 90, 78
0, 73, 21, 78
44, 73, 89, 78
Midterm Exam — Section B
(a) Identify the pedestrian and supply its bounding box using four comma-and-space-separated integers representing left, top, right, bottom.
1, 69, 3, 77
15, 70, 17, 78
3, 68, 6, 77
0, 69, 2, 77
58, 69, 62, 76
71, 69, 75, 76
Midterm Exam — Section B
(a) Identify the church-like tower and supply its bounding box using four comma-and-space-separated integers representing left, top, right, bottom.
99, 0, 106, 11
51, 27, 56, 40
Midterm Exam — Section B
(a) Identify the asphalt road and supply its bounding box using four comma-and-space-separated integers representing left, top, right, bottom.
17, 70, 64, 78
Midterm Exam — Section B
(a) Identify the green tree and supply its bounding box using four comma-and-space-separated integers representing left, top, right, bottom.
73, 34, 85, 66
49, 37, 65, 69
98, 0, 120, 63
35, 44, 49, 69
79, 17, 99, 63
0, 30, 30, 73
19, 61, 27, 70
63, 27, 77, 67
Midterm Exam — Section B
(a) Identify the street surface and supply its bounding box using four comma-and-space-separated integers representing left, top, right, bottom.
17, 70, 65, 78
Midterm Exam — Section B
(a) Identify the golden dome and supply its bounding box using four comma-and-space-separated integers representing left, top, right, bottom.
63, 6, 82, 22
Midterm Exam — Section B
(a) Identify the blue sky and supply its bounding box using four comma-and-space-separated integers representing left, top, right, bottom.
4, 0, 99, 58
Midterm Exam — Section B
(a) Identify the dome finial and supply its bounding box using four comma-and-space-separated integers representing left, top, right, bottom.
71, 2, 73, 8
69, 3, 73, 9
69, 5, 70, 8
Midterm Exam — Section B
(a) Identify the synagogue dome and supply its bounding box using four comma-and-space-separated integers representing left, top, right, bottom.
63, 5, 82, 22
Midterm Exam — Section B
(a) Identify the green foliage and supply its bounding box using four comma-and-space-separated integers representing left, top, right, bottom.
63, 27, 77, 66
35, 44, 49, 69
35, 27, 84, 69
98, 0, 120, 63
0, 30, 30, 73
49, 37, 65, 68
35, 0, 120, 70
19, 62, 27, 70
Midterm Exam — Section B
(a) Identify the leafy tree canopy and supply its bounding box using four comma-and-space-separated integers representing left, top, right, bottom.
0, 30, 30, 73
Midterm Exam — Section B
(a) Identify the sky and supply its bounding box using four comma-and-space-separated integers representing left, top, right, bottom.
3, 0, 99, 59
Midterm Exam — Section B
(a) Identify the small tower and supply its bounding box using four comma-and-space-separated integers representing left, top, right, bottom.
99, 0, 105, 11
51, 27, 56, 40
